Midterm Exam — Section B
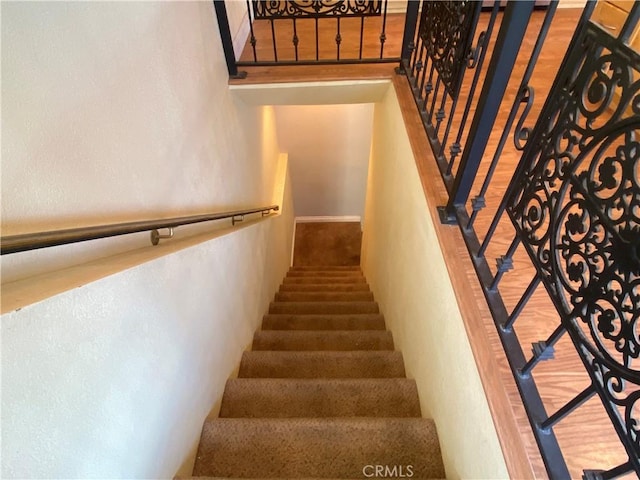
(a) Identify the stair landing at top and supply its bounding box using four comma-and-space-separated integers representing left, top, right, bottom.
293, 222, 362, 267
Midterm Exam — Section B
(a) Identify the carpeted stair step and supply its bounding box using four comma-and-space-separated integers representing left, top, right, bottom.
193, 418, 445, 478
283, 276, 367, 284
238, 351, 405, 378
290, 266, 362, 271
219, 378, 421, 418
286, 271, 365, 277
269, 301, 379, 315
261, 313, 386, 331
279, 283, 370, 292
252, 330, 394, 351
274, 291, 374, 302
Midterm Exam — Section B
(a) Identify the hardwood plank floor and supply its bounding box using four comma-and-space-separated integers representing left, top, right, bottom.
228, 7, 636, 479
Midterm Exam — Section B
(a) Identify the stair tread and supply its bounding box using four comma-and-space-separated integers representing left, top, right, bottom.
287, 271, 365, 277
279, 283, 370, 292
274, 291, 374, 302
220, 378, 421, 418
239, 350, 405, 378
193, 418, 445, 478
262, 314, 386, 331
290, 266, 362, 272
252, 330, 393, 351
269, 301, 379, 315
193, 266, 445, 479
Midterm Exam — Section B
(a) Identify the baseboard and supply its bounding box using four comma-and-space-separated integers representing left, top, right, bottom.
387, 0, 408, 14
295, 216, 361, 223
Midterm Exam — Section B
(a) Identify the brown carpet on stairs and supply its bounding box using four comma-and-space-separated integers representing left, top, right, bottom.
293, 222, 362, 266
192, 266, 446, 479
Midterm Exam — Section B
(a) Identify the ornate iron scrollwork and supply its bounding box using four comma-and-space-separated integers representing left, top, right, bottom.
252, 1, 382, 19
418, 1, 481, 99
507, 20, 640, 471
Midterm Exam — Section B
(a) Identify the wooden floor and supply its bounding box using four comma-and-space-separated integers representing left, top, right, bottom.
229, 8, 635, 479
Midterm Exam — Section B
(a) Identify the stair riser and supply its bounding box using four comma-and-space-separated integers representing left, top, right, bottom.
239, 351, 405, 378
193, 418, 445, 478
261, 314, 386, 331
220, 379, 421, 418
269, 302, 379, 315
252, 330, 394, 351
279, 283, 370, 292
274, 292, 374, 302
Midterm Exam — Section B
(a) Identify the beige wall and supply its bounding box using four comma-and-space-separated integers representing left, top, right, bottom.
1, 2, 294, 478
274, 104, 374, 219
362, 86, 509, 479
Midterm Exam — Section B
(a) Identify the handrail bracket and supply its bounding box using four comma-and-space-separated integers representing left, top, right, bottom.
150, 227, 174, 246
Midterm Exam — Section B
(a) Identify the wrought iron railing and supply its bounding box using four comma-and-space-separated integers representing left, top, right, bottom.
214, 0, 419, 78
400, 1, 640, 478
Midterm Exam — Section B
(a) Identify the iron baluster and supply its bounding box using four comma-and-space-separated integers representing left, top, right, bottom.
428, 77, 441, 125
411, 41, 424, 81
434, 89, 447, 135
379, 0, 388, 59
293, 18, 299, 61
359, 17, 364, 59
336, 17, 341, 60
423, 63, 435, 107
519, 324, 566, 377
504, 275, 541, 330
489, 236, 520, 291
540, 385, 596, 432
418, 55, 431, 108
270, 18, 278, 62
412, 55, 424, 103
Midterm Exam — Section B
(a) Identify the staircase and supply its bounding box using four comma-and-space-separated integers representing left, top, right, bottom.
192, 266, 445, 479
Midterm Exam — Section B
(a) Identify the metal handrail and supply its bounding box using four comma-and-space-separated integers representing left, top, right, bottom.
1, 205, 279, 255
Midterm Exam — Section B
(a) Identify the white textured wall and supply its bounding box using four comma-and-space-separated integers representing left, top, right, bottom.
1, 2, 294, 478
1, 1, 279, 283
1, 196, 294, 479
361, 87, 509, 479
274, 104, 374, 219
